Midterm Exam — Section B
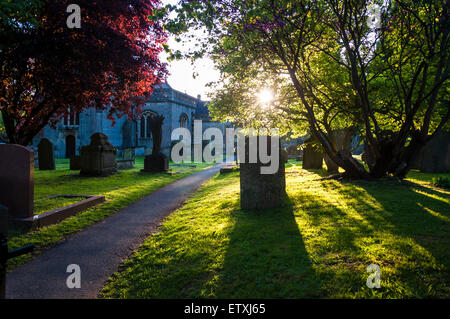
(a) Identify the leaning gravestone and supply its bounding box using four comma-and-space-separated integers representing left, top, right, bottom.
80, 133, 117, 176
38, 138, 55, 170
302, 136, 323, 169
240, 136, 286, 210
0, 144, 34, 218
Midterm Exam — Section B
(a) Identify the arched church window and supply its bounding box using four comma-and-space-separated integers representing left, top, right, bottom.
179, 113, 188, 128
139, 110, 158, 139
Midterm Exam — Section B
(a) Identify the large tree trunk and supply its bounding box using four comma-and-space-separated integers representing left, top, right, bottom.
324, 128, 356, 174
363, 129, 434, 179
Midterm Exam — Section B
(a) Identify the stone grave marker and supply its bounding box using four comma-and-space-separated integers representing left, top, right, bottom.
142, 114, 169, 172
240, 136, 286, 210
416, 131, 450, 173
117, 148, 136, 169
302, 137, 323, 169
38, 138, 55, 170
80, 133, 117, 176
70, 155, 81, 170
0, 144, 34, 218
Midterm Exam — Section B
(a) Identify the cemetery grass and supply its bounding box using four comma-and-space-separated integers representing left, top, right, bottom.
100, 161, 450, 298
7, 157, 213, 270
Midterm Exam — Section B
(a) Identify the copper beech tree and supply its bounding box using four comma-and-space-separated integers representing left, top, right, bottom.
0, 0, 168, 145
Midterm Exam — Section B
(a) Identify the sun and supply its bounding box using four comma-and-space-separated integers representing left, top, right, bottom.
257, 89, 274, 105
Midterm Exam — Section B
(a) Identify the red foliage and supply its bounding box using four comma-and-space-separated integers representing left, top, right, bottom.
0, 0, 168, 145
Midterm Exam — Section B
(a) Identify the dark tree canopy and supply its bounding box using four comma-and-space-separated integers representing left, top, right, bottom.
0, 0, 168, 145
162, 0, 449, 179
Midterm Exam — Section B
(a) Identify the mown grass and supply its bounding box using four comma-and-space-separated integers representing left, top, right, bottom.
7, 157, 213, 270
34, 196, 87, 215
100, 160, 450, 298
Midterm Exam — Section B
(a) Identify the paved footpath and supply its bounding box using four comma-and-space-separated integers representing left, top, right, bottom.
6, 164, 223, 299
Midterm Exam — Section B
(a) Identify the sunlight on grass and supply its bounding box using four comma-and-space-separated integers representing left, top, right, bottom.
34, 196, 86, 215
7, 157, 213, 270
412, 189, 450, 204
100, 163, 450, 299
417, 203, 450, 223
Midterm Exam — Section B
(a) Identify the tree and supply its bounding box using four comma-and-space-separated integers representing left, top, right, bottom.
325, 0, 449, 178
163, 0, 449, 178
0, 0, 168, 145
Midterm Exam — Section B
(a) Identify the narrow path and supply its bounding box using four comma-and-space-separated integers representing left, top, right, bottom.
6, 164, 224, 299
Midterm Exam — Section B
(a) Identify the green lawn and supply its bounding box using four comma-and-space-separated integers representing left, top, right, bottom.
7, 157, 213, 270
100, 161, 450, 298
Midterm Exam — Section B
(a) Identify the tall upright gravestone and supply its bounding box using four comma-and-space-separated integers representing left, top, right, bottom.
38, 138, 55, 170
0, 144, 34, 218
142, 114, 169, 172
240, 136, 286, 210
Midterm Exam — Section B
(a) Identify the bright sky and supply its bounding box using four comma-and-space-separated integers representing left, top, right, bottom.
160, 0, 220, 100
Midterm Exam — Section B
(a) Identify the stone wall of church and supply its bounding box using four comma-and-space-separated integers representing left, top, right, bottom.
31, 85, 229, 160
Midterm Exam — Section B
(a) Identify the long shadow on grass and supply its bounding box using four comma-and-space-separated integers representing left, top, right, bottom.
319, 178, 450, 297
214, 195, 321, 298
323, 179, 450, 264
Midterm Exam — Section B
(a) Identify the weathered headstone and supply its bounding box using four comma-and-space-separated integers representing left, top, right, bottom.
80, 133, 117, 176
142, 114, 169, 172
286, 144, 302, 159
122, 121, 136, 149
70, 155, 81, 170
302, 137, 323, 169
117, 148, 135, 170
417, 131, 450, 173
38, 138, 55, 170
240, 136, 286, 210
0, 144, 34, 218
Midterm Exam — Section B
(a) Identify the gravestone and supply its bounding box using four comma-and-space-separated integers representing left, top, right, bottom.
281, 149, 289, 163
302, 137, 323, 169
0, 144, 34, 218
240, 136, 286, 210
70, 155, 81, 170
286, 145, 302, 159
117, 148, 135, 170
122, 121, 136, 149
80, 133, 117, 176
38, 138, 55, 170
416, 131, 450, 173
142, 114, 169, 172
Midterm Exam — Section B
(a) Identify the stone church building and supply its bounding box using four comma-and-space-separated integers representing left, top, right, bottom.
32, 83, 230, 158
